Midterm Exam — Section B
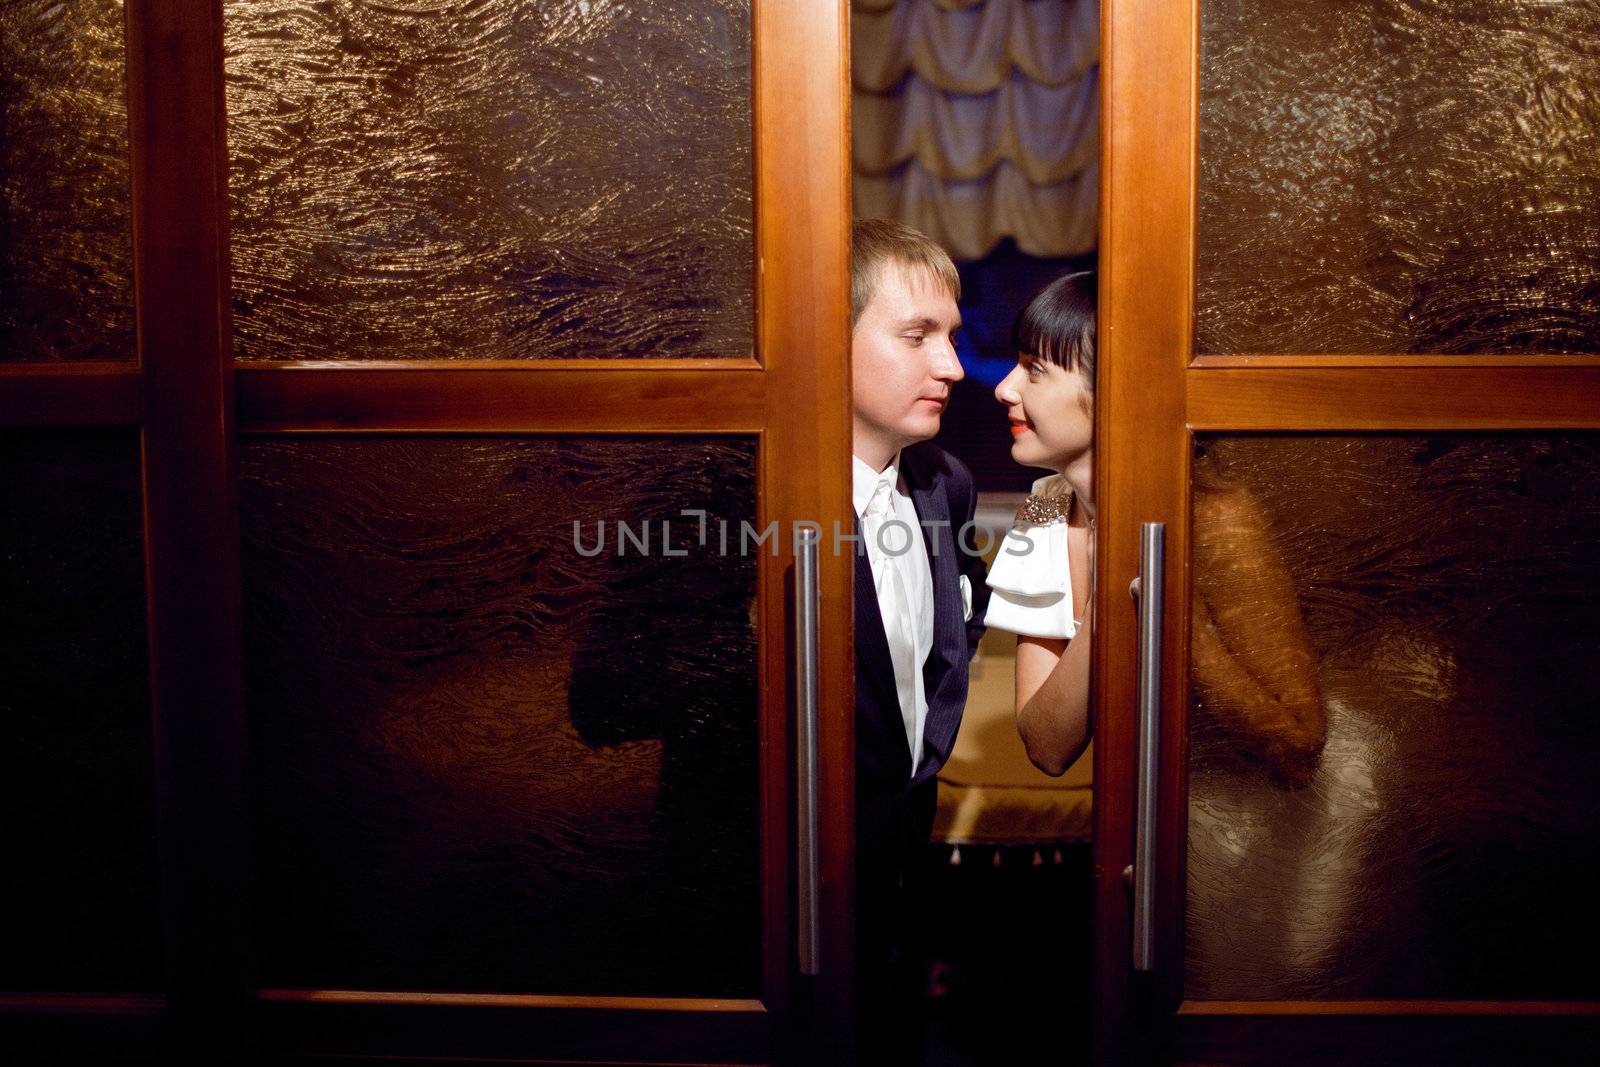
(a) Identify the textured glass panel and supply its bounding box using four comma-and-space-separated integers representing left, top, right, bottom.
224, 0, 752, 361
241, 437, 759, 994
1198, 1, 1600, 354
0, 0, 135, 362
1186, 435, 1600, 1000
0, 430, 158, 991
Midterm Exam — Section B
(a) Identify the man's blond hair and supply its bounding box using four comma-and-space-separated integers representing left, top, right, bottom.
851, 218, 960, 326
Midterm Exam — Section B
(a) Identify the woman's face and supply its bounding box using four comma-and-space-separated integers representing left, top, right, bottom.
995, 352, 1093, 473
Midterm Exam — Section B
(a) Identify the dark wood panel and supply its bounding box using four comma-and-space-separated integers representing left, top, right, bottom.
236, 362, 766, 433
1187, 366, 1600, 430
220, 0, 855, 1060
127, 0, 252, 1053
14, 0, 864, 1061
0, 365, 141, 426
1107, 0, 1600, 1060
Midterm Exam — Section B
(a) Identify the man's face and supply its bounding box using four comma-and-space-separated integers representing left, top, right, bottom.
851, 261, 964, 464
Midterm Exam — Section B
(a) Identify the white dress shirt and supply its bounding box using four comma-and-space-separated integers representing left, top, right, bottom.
853, 452, 935, 775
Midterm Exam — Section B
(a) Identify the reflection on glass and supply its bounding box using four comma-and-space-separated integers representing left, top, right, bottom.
1187, 435, 1600, 1001
241, 436, 759, 995
0, 0, 135, 362
1198, 0, 1600, 354
1190, 450, 1326, 788
0, 431, 158, 991
224, 0, 753, 361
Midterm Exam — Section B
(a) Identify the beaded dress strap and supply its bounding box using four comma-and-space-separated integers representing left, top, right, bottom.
1013, 485, 1073, 526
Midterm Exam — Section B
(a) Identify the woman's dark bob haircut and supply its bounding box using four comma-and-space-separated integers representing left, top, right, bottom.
1011, 270, 1097, 389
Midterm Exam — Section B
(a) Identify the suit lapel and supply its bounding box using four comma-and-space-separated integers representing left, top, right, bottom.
905, 446, 968, 783
854, 515, 912, 772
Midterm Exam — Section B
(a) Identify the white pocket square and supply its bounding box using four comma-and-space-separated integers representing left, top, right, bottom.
959, 574, 973, 622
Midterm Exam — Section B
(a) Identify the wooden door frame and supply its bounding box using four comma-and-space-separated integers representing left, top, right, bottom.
0, 0, 855, 1060
1094, 0, 1193, 1060
1096, 0, 1600, 1063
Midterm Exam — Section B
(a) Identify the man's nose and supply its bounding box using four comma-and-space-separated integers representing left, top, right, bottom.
931, 337, 964, 382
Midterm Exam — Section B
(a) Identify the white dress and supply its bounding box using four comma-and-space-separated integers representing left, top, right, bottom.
983, 475, 1079, 640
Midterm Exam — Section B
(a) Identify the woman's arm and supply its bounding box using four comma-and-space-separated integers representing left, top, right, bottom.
1015, 630, 1091, 776
1014, 522, 1094, 776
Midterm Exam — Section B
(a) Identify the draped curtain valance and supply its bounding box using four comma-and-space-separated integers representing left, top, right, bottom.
852, 0, 1099, 259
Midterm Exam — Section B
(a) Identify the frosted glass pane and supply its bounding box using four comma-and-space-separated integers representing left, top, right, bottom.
1197, 0, 1600, 354
1186, 435, 1600, 1000
0, 0, 135, 362
0, 430, 158, 991
241, 437, 759, 995
225, 0, 752, 361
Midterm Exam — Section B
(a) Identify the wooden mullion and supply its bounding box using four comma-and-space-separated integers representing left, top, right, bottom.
128, 0, 252, 1054
1187, 365, 1600, 431
0, 364, 142, 426
258, 990, 768, 1012
236, 363, 767, 434
255, 997, 773, 1064
0, 994, 166, 1015
1180, 1000, 1600, 1017
0, 995, 167, 1061
235, 358, 765, 371
1193, 353, 1600, 369
1172, 1011, 1600, 1066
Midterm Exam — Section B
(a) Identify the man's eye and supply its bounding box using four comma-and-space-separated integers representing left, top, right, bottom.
904, 334, 925, 346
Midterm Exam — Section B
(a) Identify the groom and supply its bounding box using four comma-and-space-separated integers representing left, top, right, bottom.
850, 218, 989, 1060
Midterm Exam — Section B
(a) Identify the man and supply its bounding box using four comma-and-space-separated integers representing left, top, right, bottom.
850, 218, 989, 1061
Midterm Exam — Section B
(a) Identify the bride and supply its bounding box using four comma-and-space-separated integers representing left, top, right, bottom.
987, 272, 1360, 997
986, 272, 1326, 785
985, 270, 1098, 776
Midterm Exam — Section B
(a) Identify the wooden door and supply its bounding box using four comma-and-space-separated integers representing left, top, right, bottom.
1095, 0, 1600, 1063
0, 0, 854, 1061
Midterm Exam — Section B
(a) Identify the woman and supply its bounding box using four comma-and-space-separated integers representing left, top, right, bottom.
985, 271, 1098, 776
987, 271, 1326, 784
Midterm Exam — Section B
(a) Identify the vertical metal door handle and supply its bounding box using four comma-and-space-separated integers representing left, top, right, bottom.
794, 528, 821, 976
1131, 522, 1165, 973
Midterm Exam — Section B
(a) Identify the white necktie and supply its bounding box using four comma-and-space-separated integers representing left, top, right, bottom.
863, 477, 921, 772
